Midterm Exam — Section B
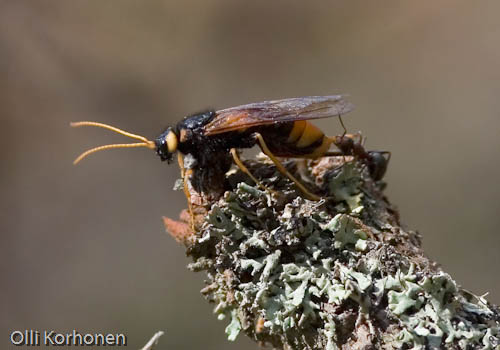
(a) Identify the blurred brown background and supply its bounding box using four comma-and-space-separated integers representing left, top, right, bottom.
1, 1, 499, 349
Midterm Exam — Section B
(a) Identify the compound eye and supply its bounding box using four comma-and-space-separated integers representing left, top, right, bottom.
166, 130, 178, 153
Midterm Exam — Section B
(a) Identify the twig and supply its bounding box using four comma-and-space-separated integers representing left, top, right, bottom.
164, 155, 500, 350
139, 331, 164, 350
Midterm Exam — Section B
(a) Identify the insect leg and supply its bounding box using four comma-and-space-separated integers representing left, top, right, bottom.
253, 133, 321, 201
295, 159, 315, 185
177, 153, 195, 230
177, 152, 186, 179
230, 148, 274, 194
338, 115, 348, 136
322, 151, 344, 157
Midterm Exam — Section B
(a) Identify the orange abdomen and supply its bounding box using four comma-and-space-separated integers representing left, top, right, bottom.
260, 120, 333, 159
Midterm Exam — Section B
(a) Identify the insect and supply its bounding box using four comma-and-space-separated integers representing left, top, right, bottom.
72, 96, 388, 210
328, 133, 391, 181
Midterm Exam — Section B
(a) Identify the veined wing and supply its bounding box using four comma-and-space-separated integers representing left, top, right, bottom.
204, 95, 353, 136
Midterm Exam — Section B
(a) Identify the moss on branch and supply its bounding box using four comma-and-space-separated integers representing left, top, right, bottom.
164, 154, 500, 350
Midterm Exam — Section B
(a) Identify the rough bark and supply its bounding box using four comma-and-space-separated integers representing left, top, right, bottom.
164, 153, 500, 350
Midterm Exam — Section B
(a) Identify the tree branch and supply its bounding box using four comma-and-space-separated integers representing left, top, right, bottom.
164, 153, 500, 350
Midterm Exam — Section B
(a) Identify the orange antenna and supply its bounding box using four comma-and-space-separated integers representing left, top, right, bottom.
70, 121, 155, 164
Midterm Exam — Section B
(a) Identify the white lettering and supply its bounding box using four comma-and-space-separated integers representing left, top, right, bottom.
53, 333, 65, 345
116, 333, 127, 346
83, 333, 94, 345
44, 331, 55, 345
105, 334, 115, 345
94, 333, 105, 345
38, 330, 127, 346
72, 330, 83, 345
10, 331, 24, 346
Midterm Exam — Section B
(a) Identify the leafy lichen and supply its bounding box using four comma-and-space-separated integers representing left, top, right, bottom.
175, 156, 500, 350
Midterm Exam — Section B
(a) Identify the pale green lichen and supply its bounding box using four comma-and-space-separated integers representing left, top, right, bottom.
328, 162, 364, 212
184, 158, 500, 349
322, 213, 368, 250
383, 272, 500, 350
225, 309, 242, 341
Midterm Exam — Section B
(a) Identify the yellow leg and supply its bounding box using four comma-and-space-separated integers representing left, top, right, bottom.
177, 153, 195, 230
177, 153, 186, 178
253, 133, 321, 201
295, 159, 312, 184
230, 148, 275, 195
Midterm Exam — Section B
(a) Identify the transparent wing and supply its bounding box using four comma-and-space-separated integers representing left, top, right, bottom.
204, 95, 354, 135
